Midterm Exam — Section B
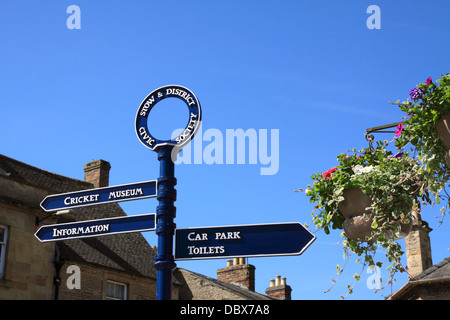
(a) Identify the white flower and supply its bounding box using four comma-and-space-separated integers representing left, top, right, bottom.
362, 165, 373, 173
352, 165, 363, 175
353, 165, 373, 175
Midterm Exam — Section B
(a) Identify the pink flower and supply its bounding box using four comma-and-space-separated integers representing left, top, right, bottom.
328, 167, 338, 174
425, 77, 432, 85
395, 123, 403, 137
322, 171, 332, 179
322, 167, 338, 179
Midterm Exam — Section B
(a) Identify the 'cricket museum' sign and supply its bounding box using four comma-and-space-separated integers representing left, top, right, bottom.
135, 85, 202, 151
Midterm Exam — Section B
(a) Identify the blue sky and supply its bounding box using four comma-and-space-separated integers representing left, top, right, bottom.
1, 1, 449, 300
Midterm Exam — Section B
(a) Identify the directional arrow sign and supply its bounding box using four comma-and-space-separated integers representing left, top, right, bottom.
34, 213, 156, 242
40, 180, 157, 212
174, 222, 316, 260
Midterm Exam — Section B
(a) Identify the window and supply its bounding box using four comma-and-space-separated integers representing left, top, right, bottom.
105, 280, 127, 300
0, 225, 8, 279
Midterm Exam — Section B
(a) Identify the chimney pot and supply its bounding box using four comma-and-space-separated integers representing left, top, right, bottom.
266, 275, 292, 300
217, 258, 255, 291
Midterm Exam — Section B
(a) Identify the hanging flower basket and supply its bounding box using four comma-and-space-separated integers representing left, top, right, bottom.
305, 142, 420, 242
435, 112, 450, 167
394, 73, 450, 192
302, 140, 425, 293
339, 188, 372, 219
339, 188, 412, 242
435, 113, 450, 149
299, 74, 450, 297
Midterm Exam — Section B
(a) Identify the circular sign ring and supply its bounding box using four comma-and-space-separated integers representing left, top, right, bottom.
135, 85, 202, 152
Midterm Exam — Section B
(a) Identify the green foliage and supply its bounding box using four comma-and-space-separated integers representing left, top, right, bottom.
301, 74, 450, 297
305, 141, 423, 294
394, 73, 450, 195
307, 141, 422, 236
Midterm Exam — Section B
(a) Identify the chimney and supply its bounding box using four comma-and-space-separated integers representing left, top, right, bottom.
404, 216, 433, 278
217, 258, 255, 291
84, 160, 111, 188
265, 275, 292, 300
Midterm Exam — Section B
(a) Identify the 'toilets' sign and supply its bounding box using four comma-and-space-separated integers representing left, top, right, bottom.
174, 222, 316, 260
40, 180, 157, 212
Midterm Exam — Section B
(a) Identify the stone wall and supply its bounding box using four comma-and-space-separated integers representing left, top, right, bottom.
176, 268, 249, 300
57, 260, 158, 300
0, 199, 56, 299
404, 219, 433, 278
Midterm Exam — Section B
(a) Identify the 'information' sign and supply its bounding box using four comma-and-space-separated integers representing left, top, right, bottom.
34, 213, 156, 242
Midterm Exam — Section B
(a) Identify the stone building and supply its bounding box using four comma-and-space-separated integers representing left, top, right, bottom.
0, 155, 164, 299
389, 218, 450, 300
0, 154, 290, 300
174, 258, 291, 300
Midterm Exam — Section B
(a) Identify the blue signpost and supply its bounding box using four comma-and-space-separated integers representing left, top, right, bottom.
40, 180, 157, 212
34, 213, 156, 242
135, 85, 202, 300
34, 84, 316, 301
174, 223, 316, 260
133, 85, 316, 300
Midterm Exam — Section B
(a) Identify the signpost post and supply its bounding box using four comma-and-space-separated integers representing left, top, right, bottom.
174, 223, 316, 260
153, 146, 177, 300
135, 85, 202, 300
